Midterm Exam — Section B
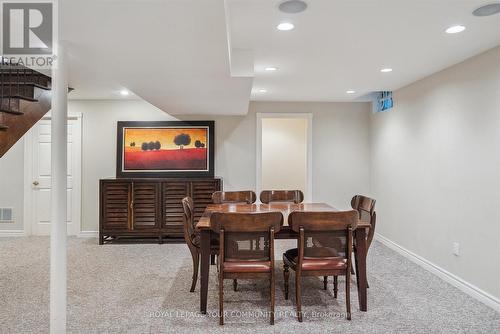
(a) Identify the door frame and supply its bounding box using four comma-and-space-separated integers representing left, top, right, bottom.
256, 112, 313, 202
23, 112, 83, 236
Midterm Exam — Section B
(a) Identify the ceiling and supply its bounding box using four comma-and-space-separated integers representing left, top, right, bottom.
62, 0, 252, 115
62, 0, 500, 114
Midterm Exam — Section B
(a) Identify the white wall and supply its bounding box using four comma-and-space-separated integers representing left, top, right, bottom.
261, 118, 308, 194
74, 100, 371, 231
371, 46, 500, 301
0, 100, 372, 233
0, 139, 25, 231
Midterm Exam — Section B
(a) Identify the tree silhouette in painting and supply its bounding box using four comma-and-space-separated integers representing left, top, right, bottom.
174, 133, 191, 149
194, 140, 205, 148
154, 141, 161, 150
130, 142, 136, 147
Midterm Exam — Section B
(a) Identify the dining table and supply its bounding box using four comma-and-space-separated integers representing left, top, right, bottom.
195, 202, 370, 313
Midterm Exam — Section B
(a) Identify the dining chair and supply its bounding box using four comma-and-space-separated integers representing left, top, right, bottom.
211, 211, 283, 325
351, 195, 376, 252
283, 210, 358, 322
182, 196, 219, 292
212, 190, 257, 204
259, 190, 304, 204
351, 195, 376, 285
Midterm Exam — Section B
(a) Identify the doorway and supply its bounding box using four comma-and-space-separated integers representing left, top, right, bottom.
24, 114, 82, 236
256, 113, 312, 201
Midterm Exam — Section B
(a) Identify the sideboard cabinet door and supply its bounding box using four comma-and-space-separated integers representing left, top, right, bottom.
162, 181, 189, 237
100, 181, 131, 231
191, 179, 221, 222
131, 181, 161, 230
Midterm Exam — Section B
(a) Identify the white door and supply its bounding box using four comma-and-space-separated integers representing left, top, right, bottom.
256, 113, 313, 201
31, 116, 82, 236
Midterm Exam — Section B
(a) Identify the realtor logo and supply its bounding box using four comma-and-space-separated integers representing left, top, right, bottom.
2, 2, 53, 55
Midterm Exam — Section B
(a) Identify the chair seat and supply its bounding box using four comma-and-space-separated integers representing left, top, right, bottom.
284, 248, 347, 271
223, 260, 271, 273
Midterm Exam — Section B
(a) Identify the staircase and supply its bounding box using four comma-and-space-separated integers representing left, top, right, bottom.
0, 62, 52, 158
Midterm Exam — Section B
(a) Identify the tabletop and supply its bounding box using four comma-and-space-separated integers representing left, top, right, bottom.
196, 202, 370, 230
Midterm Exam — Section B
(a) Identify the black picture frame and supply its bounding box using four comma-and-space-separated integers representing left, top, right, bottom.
116, 120, 215, 178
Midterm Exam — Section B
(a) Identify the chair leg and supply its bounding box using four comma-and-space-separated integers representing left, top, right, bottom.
333, 276, 338, 298
296, 272, 303, 322
219, 276, 224, 325
283, 264, 290, 300
346, 273, 351, 320
270, 272, 275, 325
323, 276, 328, 290
233, 279, 238, 291
211, 254, 216, 265
189, 249, 199, 292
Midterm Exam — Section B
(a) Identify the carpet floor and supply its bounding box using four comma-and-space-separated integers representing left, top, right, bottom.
0, 237, 498, 334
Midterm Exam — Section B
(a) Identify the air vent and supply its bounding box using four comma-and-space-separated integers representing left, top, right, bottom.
0, 208, 14, 222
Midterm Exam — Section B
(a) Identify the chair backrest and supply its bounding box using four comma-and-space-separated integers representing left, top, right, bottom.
182, 196, 196, 247
351, 195, 376, 250
212, 191, 257, 204
351, 195, 375, 222
288, 210, 358, 263
260, 190, 304, 204
210, 212, 283, 262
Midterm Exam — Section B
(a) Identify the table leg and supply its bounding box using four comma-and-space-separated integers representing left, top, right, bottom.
200, 229, 211, 314
354, 228, 368, 311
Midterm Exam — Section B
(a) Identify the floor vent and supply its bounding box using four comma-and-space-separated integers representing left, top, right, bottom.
0, 208, 14, 222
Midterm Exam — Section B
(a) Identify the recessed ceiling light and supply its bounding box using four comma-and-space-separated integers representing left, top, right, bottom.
473, 3, 500, 17
265, 67, 278, 71
380, 68, 393, 73
346, 90, 356, 94
279, 0, 308, 14
277, 22, 294, 31
120, 89, 130, 96
258, 89, 268, 93
445, 25, 466, 34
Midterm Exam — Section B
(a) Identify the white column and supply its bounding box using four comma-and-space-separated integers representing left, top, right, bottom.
50, 43, 68, 334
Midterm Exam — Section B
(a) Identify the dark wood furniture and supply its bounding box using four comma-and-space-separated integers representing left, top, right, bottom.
182, 196, 219, 292
196, 203, 370, 314
211, 211, 283, 325
99, 178, 222, 244
351, 195, 376, 251
283, 210, 358, 322
260, 190, 304, 204
212, 190, 256, 204
351, 195, 376, 286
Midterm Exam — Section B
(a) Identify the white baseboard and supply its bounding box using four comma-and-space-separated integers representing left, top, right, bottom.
0, 229, 26, 237
375, 233, 500, 313
78, 231, 98, 238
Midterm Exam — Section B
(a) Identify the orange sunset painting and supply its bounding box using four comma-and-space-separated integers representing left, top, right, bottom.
123, 127, 208, 170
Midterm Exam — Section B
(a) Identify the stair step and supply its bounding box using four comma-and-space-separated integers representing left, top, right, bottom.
0, 109, 23, 115
0, 82, 51, 90
0, 95, 38, 102
0, 124, 8, 131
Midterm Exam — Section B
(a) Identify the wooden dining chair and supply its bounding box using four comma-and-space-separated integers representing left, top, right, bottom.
211, 211, 283, 325
182, 196, 219, 292
283, 210, 358, 322
212, 190, 257, 204
351, 195, 376, 252
259, 190, 304, 204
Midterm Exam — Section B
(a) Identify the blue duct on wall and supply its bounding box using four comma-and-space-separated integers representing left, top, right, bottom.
374, 91, 393, 112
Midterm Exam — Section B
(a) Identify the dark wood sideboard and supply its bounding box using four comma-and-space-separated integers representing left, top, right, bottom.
99, 178, 222, 244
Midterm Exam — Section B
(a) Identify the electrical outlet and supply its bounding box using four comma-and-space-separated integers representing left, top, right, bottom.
452, 242, 460, 256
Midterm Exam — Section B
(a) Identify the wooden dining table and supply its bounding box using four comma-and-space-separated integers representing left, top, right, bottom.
196, 202, 369, 313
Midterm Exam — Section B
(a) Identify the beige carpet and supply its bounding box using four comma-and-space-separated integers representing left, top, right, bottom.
0, 237, 499, 334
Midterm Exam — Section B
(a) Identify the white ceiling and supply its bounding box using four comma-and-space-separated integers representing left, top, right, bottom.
228, 0, 500, 102
62, 0, 252, 115
62, 0, 500, 114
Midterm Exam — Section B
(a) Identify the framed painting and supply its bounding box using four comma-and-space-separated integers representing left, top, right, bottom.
116, 121, 215, 178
